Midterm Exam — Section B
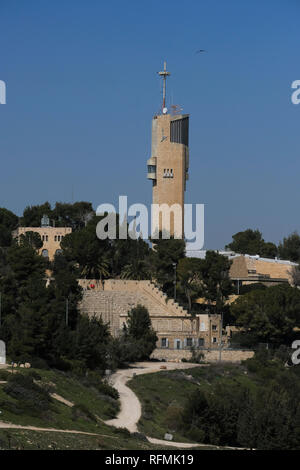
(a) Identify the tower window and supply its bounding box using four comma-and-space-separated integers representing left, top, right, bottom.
170, 116, 189, 146
147, 165, 156, 173
163, 169, 174, 178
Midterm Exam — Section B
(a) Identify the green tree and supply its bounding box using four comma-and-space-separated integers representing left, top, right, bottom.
278, 232, 300, 262
19, 231, 43, 250
52, 201, 94, 230
176, 257, 202, 312
121, 259, 149, 280
121, 305, 158, 362
198, 251, 233, 313
0, 208, 19, 247
150, 236, 185, 297
226, 229, 278, 258
231, 284, 300, 345
20, 202, 52, 227
73, 315, 111, 371
61, 215, 112, 279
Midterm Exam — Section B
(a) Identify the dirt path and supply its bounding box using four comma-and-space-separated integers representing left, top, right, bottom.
105, 361, 203, 448
0, 421, 105, 437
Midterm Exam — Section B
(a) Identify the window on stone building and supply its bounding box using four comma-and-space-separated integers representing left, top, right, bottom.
175, 339, 181, 350
212, 325, 217, 331
54, 235, 57, 241
198, 338, 204, 347
161, 338, 168, 348
163, 169, 174, 178
42, 249, 49, 258
186, 338, 193, 348
212, 337, 217, 344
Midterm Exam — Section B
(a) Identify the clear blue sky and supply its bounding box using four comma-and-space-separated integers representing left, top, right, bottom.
0, 0, 299, 249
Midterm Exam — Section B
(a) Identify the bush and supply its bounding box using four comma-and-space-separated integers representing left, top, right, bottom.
27, 370, 42, 381
113, 427, 131, 438
30, 357, 50, 370
71, 404, 97, 423
97, 381, 119, 400
190, 348, 205, 364
164, 402, 184, 432
185, 426, 206, 443
131, 432, 148, 442
0, 400, 24, 415
3, 373, 53, 416
82, 371, 119, 399
0, 370, 10, 381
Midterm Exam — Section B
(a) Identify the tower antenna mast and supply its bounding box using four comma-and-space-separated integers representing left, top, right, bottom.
158, 61, 170, 112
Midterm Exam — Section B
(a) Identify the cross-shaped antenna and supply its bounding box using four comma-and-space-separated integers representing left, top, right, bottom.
158, 61, 170, 112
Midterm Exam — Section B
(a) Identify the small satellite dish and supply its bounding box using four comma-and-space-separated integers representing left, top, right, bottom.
163, 107, 168, 114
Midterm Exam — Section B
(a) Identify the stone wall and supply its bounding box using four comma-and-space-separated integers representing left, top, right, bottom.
151, 348, 254, 363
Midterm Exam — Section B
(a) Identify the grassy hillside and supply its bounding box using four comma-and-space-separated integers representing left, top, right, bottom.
0, 367, 183, 450
128, 363, 260, 444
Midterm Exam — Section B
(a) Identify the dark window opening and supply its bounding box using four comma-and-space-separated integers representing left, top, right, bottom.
170, 117, 189, 146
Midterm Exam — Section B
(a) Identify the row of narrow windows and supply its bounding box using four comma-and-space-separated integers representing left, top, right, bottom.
161, 336, 218, 349
163, 169, 173, 178
42, 235, 64, 242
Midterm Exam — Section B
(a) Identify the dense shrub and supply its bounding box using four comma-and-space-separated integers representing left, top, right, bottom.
0, 370, 10, 381
181, 357, 300, 449
3, 373, 53, 416
71, 403, 97, 423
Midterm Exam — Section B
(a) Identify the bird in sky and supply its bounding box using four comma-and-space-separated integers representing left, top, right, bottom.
196, 49, 206, 53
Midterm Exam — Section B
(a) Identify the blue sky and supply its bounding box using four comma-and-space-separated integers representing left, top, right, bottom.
0, 0, 299, 249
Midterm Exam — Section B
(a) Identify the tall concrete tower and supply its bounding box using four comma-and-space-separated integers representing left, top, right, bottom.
147, 62, 189, 238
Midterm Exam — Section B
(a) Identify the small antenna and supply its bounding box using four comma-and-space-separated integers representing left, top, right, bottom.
170, 104, 183, 116
158, 61, 170, 113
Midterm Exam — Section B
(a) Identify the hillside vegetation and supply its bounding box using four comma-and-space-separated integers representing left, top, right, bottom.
129, 350, 300, 450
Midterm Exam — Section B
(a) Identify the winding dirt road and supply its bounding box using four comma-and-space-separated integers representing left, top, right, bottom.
105, 361, 204, 448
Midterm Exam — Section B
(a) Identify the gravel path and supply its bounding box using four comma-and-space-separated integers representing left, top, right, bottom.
105, 361, 203, 448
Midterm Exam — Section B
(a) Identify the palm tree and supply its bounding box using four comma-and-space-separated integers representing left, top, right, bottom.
81, 256, 110, 282
121, 259, 149, 280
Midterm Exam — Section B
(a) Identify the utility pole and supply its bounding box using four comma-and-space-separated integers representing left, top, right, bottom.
173, 262, 177, 300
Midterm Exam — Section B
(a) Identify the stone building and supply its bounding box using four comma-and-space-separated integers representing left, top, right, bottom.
186, 250, 298, 288
147, 62, 189, 238
229, 253, 297, 289
12, 215, 72, 261
78, 279, 223, 355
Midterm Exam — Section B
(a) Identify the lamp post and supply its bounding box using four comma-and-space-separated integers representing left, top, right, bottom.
172, 262, 177, 300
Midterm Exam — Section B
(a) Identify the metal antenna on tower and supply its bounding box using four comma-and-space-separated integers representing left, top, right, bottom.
158, 61, 170, 113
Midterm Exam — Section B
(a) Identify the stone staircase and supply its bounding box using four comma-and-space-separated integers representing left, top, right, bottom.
78, 279, 190, 336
